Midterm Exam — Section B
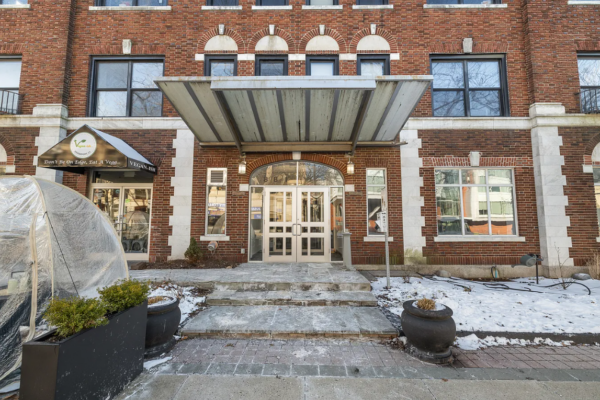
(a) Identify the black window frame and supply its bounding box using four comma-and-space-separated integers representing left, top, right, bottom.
430, 54, 510, 118
306, 0, 338, 5
426, 0, 500, 4
256, 0, 288, 5
306, 55, 339, 76
357, 54, 390, 76
95, 0, 168, 5
88, 56, 165, 118
577, 53, 600, 114
255, 55, 288, 76
356, 0, 387, 5
206, 0, 239, 5
204, 55, 238, 77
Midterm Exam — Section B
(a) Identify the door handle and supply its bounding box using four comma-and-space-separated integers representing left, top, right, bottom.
291, 223, 298, 236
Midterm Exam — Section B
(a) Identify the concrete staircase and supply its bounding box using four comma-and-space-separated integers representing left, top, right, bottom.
180, 263, 397, 340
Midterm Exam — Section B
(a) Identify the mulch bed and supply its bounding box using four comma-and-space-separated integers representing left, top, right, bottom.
130, 258, 239, 270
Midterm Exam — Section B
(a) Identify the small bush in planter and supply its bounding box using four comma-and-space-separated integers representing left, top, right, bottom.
184, 237, 203, 263
415, 298, 436, 311
43, 297, 108, 339
98, 279, 150, 313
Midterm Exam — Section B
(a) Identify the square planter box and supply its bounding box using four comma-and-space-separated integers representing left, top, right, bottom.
20, 300, 148, 400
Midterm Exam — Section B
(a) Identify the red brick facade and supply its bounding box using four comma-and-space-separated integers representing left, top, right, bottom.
2, 0, 600, 268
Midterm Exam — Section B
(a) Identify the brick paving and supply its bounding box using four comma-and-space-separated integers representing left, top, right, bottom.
165, 338, 600, 371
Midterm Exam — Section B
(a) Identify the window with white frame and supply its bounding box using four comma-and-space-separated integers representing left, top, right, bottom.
594, 169, 600, 234
206, 168, 227, 235
367, 169, 387, 236
435, 168, 516, 236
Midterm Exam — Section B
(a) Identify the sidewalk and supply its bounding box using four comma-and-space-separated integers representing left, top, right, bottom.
116, 374, 600, 400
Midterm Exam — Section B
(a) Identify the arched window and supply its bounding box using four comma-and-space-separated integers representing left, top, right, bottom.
250, 161, 343, 186
0, 144, 7, 175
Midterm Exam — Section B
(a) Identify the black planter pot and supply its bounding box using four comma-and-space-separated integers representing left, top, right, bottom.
145, 296, 181, 358
401, 300, 456, 364
20, 300, 147, 400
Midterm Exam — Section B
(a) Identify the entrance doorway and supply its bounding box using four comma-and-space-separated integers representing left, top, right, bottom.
90, 170, 153, 261
264, 187, 329, 262
248, 161, 345, 263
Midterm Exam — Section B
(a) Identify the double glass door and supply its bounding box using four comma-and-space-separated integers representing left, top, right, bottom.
92, 186, 153, 261
264, 187, 330, 262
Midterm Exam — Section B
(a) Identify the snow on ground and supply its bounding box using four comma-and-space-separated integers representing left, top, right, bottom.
149, 284, 206, 324
455, 334, 573, 350
373, 276, 600, 334
143, 356, 172, 370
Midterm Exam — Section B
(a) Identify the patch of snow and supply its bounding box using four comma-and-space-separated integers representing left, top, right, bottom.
149, 284, 206, 324
373, 276, 600, 334
143, 356, 172, 370
455, 334, 573, 350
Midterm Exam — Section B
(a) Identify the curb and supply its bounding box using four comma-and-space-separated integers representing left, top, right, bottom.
456, 331, 600, 345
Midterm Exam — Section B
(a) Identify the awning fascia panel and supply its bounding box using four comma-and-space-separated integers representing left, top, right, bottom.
155, 75, 433, 152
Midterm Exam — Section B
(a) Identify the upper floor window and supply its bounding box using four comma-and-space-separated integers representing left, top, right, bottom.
427, 0, 500, 4
256, 0, 287, 5
578, 56, 600, 114
306, 0, 337, 4
89, 58, 164, 117
204, 55, 237, 77
95, 0, 167, 5
255, 56, 288, 76
431, 55, 509, 117
1, 1, 29, 4
436, 168, 517, 236
306, 56, 339, 76
207, 0, 238, 4
357, 55, 390, 76
0, 58, 22, 115
357, 0, 387, 5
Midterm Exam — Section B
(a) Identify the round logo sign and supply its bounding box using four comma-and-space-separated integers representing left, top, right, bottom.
70, 132, 97, 159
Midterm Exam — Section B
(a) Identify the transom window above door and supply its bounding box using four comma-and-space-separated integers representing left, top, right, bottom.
250, 161, 344, 186
431, 55, 509, 117
89, 58, 164, 117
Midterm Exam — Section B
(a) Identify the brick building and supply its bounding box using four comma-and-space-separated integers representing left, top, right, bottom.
1, 0, 600, 277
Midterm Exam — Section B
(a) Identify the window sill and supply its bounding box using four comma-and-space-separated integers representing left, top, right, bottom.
88, 6, 172, 11
252, 5, 292, 10
302, 5, 343, 9
434, 236, 525, 242
568, 1, 600, 4
423, 4, 507, 8
0, 4, 30, 8
364, 236, 394, 242
352, 4, 393, 9
202, 5, 243, 10
200, 235, 230, 241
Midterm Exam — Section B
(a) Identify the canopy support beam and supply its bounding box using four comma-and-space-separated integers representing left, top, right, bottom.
349, 90, 374, 156
213, 91, 243, 153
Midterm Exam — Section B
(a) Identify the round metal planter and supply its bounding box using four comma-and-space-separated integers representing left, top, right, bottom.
145, 296, 181, 358
401, 300, 456, 364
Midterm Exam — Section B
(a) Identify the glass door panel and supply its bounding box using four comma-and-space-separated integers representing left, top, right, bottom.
296, 188, 330, 262
92, 188, 121, 234
122, 188, 152, 254
264, 189, 296, 262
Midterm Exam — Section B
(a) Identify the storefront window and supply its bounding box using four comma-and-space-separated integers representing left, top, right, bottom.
249, 187, 264, 261
367, 169, 387, 236
594, 169, 600, 234
435, 168, 516, 236
206, 168, 227, 235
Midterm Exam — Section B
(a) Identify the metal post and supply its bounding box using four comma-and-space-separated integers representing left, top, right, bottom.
385, 228, 390, 289
535, 255, 539, 285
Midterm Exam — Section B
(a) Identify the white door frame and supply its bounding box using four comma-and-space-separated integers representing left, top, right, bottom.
262, 186, 330, 263
90, 182, 153, 261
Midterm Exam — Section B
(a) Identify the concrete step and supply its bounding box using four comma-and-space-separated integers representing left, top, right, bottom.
181, 306, 397, 339
206, 291, 378, 307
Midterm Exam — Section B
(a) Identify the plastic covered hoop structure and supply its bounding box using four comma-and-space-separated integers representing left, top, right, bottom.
0, 176, 128, 381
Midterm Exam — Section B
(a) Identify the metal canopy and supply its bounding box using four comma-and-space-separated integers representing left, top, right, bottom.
155, 75, 433, 153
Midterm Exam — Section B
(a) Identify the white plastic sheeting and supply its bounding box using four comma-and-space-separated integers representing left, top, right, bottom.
0, 176, 128, 381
